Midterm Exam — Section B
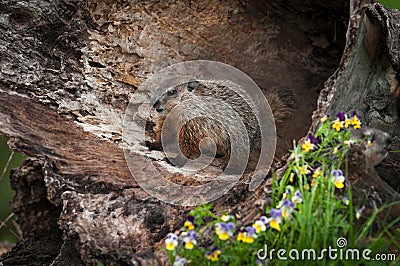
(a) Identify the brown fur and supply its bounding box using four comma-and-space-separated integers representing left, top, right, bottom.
151, 80, 294, 170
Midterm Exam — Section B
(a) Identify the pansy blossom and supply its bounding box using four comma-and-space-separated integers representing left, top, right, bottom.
173, 256, 187, 266
266, 208, 282, 231
292, 190, 302, 204
215, 222, 235, 240
165, 233, 178, 251
183, 216, 195, 231
205, 246, 221, 261
331, 169, 345, 189
183, 231, 197, 249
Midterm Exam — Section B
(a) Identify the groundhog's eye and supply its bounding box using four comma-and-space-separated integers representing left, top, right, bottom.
167, 89, 177, 96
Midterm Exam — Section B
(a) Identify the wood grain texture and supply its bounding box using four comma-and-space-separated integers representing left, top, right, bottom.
0, 0, 399, 264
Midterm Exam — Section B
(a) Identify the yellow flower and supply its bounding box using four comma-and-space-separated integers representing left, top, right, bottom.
212, 250, 221, 261
183, 231, 197, 250
184, 221, 194, 231
312, 168, 322, 178
351, 115, 361, 129
311, 178, 316, 187
237, 232, 246, 242
291, 190, 302, 204
166, 242, 176, 251
221, 215, 232, 222
332, 118, 344, 132
165, 233, 178, 251
282, 208, 290, 219
334, 176, 345, 189
343, 140, 351, 146
268, 209, 282, 231
344, 118, 351, 128
343, 197, 350, 206
269, 219, 281, 231
217, 230, 229, 240
367, 140, 372, 147
332, 170, 345, 189
245, 236, 254, 243
252, 220, 266, 233
206, 248, 222, 261
215, 222, 235, 241
302, 139, 314, 152
185, 241, 194, 249
320, 114, 328, 122
299, 165, 310, 175
333, 147, 339, 154
238, 226, 258, 244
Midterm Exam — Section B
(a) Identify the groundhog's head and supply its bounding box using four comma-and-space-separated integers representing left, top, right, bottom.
152, 80, 200, 114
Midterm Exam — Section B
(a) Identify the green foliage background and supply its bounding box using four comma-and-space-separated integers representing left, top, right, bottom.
0, 137, 25, 243
378, 0, 400, 9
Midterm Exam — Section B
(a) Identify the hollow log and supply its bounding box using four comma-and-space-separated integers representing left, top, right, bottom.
0, 0, 399, 264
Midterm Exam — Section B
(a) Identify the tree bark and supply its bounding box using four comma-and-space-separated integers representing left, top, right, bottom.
0, 0, 398, 265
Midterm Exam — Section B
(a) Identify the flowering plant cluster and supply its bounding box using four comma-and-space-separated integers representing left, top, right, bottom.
164, 111, 396, 265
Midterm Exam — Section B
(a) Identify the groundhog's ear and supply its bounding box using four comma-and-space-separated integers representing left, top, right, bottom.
187, 80, 200, 92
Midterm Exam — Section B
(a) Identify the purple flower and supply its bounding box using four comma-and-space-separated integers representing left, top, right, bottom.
187, 231, 197, 239
215, 222, 235, 240
281, 199, 295, 219
165, 233, 178, 250
245, 226, 258, 241
331, 169, 345, 189
184, 215, 195, 230
186, 215, 195, 223
370, 134, 376, 143
238, 226, 258, 243
227, 222, 235, 230
336, 112, 346, 121
356, 205, 366, 219
283, 199, 295, 208
206, 246, 221, 261
255, 259, 265, 266
245, 226, 257, 235
351, 110, 362, 121
167, 233, 178, 241
173, 256, 187, 266
270, 208, 282, 218
308, 134, 319, 146
183, 230, 197, 249
292, 190, 302, 204
259, 216, 268, 224
267, 209, 282, 231
320, 113, 330, 122
331, 169, 343, 177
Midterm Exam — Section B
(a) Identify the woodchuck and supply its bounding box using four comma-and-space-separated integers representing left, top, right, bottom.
149, 80, 294, 172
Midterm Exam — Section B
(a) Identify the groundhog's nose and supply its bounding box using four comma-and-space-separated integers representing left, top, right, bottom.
153, 100, 164, 113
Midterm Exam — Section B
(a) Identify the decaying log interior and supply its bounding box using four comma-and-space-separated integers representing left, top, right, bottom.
0, 0, 399, 264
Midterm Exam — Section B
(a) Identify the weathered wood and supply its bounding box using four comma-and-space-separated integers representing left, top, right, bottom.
0, 158, 66, 266
0, 0, 399, 264
311, 1, 400, 207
